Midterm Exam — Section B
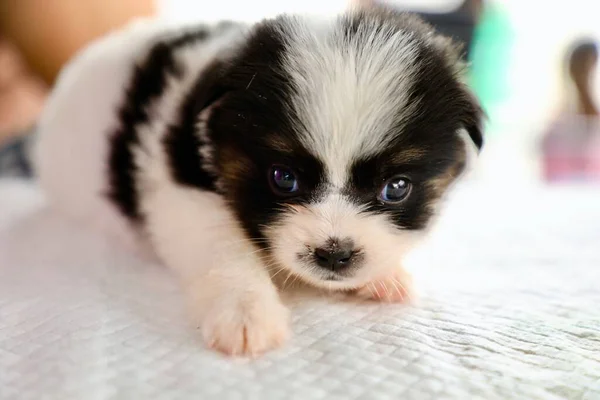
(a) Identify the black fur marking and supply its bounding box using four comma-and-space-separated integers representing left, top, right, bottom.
163, 61, 227, 191
402, 40, 483, 150
107, 26, 210, 222
201, 18, 328, 243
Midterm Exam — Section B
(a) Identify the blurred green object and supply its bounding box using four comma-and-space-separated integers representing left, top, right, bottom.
468, 2, 514, 125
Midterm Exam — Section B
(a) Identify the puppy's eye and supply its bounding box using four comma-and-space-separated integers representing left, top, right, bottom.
269, 165, 299, 195
379, 177, 411, 204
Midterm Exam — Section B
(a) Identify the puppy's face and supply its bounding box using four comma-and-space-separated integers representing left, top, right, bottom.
204, 9, 483, 290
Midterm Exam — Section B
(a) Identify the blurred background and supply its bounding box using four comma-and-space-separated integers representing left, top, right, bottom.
2, 0, 600, 186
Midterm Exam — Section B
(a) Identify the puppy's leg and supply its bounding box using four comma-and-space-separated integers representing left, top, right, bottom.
143, 186, 289, 356
354, 267, 414, 303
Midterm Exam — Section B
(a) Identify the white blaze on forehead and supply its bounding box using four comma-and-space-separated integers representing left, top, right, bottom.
279, 16, 421, 187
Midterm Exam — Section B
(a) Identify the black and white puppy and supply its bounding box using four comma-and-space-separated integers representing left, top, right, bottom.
34, 6, 483, 355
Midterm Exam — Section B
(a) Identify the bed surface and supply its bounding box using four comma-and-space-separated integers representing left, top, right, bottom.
1, 179, 599, 400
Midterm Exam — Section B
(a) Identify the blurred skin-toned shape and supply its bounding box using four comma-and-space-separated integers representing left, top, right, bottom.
0, 0, 155, 144
568, 42, 599, 117
0, 38, 46, 140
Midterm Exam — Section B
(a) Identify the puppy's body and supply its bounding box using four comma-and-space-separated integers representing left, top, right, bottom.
35, 20, 245, 251
35, 8, 482, 355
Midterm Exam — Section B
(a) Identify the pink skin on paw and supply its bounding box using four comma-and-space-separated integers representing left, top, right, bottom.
206, 322, 290, 357
355, 270, 413, 303
200, 298, 291, 357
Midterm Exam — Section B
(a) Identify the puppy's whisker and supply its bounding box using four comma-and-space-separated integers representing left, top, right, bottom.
274, 203, 302, 214
221, 237, 271, 247
282, 271, 295, 291
289, 273, 302, 290
217, 246, 275, 267
392, 276, 412, 301
387, 277, 403, 300
269, 267, 287, 281
370, 283, 377, 297
381, 281, 391, 301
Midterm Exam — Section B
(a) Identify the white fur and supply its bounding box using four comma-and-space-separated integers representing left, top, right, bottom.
279, 16, 420, 187
142, 185, 290, 355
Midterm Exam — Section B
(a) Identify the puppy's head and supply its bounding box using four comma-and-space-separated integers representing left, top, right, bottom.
201, 8, 483, 289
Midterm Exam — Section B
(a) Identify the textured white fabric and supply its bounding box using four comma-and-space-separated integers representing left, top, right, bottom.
1, 179, 599, 400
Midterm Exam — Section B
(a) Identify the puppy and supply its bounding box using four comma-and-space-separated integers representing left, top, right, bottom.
34, 6, 483, 356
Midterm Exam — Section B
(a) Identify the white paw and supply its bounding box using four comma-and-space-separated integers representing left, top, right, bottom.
199, 295, 290, 356
354, 269, 414, 303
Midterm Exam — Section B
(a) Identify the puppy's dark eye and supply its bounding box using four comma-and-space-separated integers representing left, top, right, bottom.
379, 177, 411, 203
269, 165, 299, 195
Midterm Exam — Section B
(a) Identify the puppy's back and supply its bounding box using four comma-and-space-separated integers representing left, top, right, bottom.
33, 18, 242, 247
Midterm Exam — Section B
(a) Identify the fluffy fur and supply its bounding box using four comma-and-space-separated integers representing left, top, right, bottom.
34, 6, 483, 356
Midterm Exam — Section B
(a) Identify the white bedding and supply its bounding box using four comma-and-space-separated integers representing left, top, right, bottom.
1, 179, 599, 400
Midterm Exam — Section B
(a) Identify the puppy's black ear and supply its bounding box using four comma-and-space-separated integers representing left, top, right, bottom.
355, 7, 486, 150
429, 33, 485, 150
463, 93, 485, 150
182, 60, 232, 120
163, 59, 232, 190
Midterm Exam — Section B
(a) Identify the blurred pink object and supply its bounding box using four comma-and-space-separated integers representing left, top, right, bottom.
0, 37, 47, 144
541, 116, 600, 182
541, 39, 600, 183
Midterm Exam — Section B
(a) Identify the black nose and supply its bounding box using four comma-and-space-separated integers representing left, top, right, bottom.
314, 240, 355, 271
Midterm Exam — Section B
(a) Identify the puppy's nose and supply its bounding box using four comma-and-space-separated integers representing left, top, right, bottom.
314, 239, 355, 271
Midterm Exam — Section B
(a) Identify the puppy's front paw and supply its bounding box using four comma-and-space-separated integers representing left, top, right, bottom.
199, 295, 290, 356
355, 269, 414, 303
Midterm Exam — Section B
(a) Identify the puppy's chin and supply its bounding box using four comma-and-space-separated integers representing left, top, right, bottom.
281, 271, 364, 292
262, 197, 426, 292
